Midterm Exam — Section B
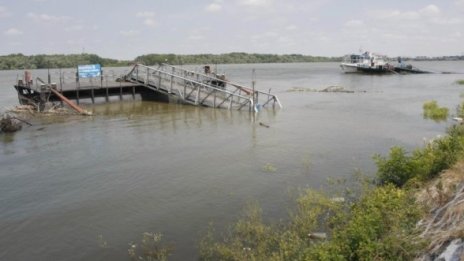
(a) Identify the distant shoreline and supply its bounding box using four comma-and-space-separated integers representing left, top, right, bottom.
0, 52, 463, 70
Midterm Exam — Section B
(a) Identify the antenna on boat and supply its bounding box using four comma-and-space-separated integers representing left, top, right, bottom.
252, 68, 256, 105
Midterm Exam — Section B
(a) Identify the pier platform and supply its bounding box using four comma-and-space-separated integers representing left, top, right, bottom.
13, 64, 282, 112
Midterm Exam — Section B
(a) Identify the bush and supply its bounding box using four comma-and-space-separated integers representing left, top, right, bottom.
457, 100, 464, 118
199, 185, 423, 261
199, 191, 342, 261
375, 125, 464, 187
374, 147, 416, 186
306, 185, 423, 261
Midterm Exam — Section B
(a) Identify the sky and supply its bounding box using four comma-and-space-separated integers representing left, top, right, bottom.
1, 0, 463, 60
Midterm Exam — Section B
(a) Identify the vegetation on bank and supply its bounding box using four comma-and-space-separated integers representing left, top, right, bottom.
198, 184, 423, 261
0, 53, 130, 70
134, 53, 341, 66
0, 53, 341, 70
375, 125, 464, 187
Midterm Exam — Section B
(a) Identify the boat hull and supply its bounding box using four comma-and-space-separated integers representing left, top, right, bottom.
340, 63, 394, 74
340, 63, 359, 73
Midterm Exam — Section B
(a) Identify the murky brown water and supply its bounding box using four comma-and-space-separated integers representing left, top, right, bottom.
1, 61, 463, 260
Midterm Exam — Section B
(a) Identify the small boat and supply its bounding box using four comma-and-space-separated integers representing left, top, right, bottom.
393, 57, 431, 74
340, 52, 395, 74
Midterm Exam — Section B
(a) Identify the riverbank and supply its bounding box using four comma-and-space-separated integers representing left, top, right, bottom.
196, 122, 464, 261
416, 160, 464, 260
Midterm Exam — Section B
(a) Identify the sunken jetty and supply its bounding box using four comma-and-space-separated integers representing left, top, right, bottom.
14, 63, 282, 113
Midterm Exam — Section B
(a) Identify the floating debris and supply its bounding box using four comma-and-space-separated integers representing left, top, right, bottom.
330, 197, 345, 203
320, 86, 355, 93
259, 122, 270, 128
0, 114, 25, 133
308, 232, 327, 240
8, 104, 87, 116
287, 87, 318, 92
287, 86, 365, 93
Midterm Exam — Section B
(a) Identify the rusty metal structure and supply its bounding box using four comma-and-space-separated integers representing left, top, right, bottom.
13, 63, 282, 112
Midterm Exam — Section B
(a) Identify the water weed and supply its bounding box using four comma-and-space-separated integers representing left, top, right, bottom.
263, 163, 277, 173
128, 232, 173, 261
423, 100, 449, 121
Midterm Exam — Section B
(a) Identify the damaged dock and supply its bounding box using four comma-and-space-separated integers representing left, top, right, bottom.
13, 63, 282, 112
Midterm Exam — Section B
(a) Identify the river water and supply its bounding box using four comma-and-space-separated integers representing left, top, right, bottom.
1, 62, 463, 260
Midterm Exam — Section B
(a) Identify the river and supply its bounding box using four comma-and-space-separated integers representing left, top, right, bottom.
1, 61, 463, 260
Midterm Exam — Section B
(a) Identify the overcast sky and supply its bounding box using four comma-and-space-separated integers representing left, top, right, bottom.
1, 0, 463, 60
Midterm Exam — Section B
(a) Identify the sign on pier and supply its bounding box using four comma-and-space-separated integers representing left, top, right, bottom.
78, 64, 101, 78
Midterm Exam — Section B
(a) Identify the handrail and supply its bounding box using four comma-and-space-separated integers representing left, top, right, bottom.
131, 64, 253, 101
158, 63, 282, 108
126, 64, 255, 110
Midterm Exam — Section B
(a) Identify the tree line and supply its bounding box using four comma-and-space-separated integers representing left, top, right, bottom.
135, 52, 341, 65
0, 52, 342, 70
0, 53, 129, 70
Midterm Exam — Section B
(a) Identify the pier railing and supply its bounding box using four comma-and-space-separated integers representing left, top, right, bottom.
125, 64, 282, 111
157, 64, 283, 109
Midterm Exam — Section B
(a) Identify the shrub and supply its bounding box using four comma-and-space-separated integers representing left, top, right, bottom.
457, 100, 464, 118
306, 185, 424, 261
375, 125, 464, 187
374, 147, 416, 186
199, 191, 342, 261
199, 185, 425, 261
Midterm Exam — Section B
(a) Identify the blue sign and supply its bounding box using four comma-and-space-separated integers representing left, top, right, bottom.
78, 64, 101, 78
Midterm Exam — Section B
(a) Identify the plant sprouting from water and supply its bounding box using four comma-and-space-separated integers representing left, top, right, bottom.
128, 232, 173, 261
423, 100, 449, 121
456, 79, 464, 85
262, 163, 277, 173
457, 100, 464, 118
97, 234, 109, 249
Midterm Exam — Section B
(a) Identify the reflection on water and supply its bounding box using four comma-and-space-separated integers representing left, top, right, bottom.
1, 61, 464, 260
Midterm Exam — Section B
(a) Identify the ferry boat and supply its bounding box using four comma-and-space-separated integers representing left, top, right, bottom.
340, 52, 395, 73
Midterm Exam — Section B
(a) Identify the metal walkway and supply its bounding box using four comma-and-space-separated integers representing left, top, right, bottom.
123, 64, 282, 111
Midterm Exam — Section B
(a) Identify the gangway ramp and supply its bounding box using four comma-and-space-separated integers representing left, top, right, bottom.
123, 64, 282, 111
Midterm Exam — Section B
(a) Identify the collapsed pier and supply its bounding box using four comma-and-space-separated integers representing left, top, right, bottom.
13, 63, 282, 113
